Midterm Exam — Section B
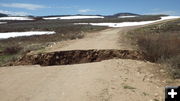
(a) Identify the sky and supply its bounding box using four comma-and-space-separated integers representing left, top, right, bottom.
0, 0, 180, 16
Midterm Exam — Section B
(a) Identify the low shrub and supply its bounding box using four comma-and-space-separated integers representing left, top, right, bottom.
127, 19, 180, 78
3, 46, 22, 55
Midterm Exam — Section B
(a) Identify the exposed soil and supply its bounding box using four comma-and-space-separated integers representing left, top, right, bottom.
11, 49, 145, 66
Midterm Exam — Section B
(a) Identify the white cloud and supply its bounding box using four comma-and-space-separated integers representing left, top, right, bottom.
0, 10, 29, 16
78, 9, 95, 13
0, 3, 46, 10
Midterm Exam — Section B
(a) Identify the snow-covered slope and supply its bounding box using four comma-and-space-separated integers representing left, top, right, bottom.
0, 17, 34, 20
43, 16, 104, 20
76, 16, 180, 27
0, 31, 55, 39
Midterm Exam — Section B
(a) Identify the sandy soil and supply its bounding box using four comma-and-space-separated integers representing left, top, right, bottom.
0, 26, 179, 101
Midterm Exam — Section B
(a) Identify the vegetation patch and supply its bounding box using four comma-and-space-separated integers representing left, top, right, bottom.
123, 85, 136, 89
127, 19, 180, 78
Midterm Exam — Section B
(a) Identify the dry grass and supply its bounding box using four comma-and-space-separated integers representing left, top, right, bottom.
127, 19, 180, 78
3, 46, 22, 55
133, 32, 180, 62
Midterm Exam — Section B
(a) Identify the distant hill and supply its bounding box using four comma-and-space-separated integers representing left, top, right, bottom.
0, 13, 8, 17
113, 13, 140, 17
104, 13, 140, 18
41, 14, 103, 18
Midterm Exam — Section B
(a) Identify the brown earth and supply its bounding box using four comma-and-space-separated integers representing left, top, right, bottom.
0, 24, 179, 101
11, 49, 145, 66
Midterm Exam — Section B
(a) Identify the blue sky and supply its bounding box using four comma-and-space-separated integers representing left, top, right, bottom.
0, 0, 180, 16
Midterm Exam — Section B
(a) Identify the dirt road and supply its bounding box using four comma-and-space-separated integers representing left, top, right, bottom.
45, 27, 137, 52
0, 26, 179, 101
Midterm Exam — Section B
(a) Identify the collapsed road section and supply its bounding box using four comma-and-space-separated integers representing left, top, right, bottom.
11, 49, 146, 66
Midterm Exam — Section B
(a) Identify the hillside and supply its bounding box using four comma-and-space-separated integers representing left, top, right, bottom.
0, 13, 8, 17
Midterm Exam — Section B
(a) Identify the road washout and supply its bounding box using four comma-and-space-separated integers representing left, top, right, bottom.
10, 49, 145, 66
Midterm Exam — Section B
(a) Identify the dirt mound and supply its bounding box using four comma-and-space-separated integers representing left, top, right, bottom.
11, 49, 146, 66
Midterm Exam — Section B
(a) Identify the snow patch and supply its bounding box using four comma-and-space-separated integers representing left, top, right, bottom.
118, 16, 137, 18
0, 31, 56, 39
0, 17, 34, 20
43, 16, 104, 20
0, 22, 7, 24
76, 16, 180, 27
160, 16, 180, 20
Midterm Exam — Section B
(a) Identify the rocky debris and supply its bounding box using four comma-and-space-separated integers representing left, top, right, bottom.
10, 49, 146, 66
